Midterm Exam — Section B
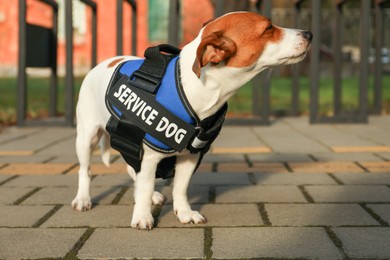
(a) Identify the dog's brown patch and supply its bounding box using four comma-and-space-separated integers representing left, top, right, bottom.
194, 12, 284, 73
107, 58, 125, 68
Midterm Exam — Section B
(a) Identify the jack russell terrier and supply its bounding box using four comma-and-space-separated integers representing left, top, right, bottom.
72, 12, 312, 230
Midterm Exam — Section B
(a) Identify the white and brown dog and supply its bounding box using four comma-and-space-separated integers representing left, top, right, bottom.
72, 12, 312, 230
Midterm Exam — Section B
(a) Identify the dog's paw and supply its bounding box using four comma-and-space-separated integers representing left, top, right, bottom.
131, 213, 154, 230
71, 196, 92, 211
175, 209, 207, 224
152, 191, 166, 206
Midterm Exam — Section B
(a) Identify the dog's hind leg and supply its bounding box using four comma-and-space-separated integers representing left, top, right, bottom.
173, 153, 206, 224
72, 124, 103, 211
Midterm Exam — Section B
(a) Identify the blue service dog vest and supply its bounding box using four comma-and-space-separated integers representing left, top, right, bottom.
113, 56, 195, 153
105, 45, 227, 179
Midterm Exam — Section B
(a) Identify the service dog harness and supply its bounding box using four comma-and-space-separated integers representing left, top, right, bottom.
105, 45, 227, 179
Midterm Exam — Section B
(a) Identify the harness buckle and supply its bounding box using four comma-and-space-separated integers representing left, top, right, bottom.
130, 71, 161, 94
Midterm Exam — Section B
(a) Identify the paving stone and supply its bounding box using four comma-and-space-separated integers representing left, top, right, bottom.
35, 137, 76, 156
213, 126, 267, 148
333, 227, 390, 258
166, 186, 209, 204
118, 186, 209, 205
250, 162, 289, 173
336, 124, 390, 146
0, 187, 35, 204
111, 155, 127, 164
333, 173, 390, 184
306, 185, 390, 202
190, 172, 251, 186
371, 115, 390, 127
0, 128, 75, 153
46, 154, 78, 163
22, 186, 122, 205
0, 205, 54, 227
0, 228, 86, 259
367, 204, 390, 224
252, 125, 329, 153
43, 205, 133, 227
0, 127, 42, 144
212, 227, 341, 259
0, 154, 54, 163
92, 173, 167, 187
196, 162, 213, 172
312, 152, 383, 162
360, 161, 390, 173
0, 174, 12, 184
49, 154, 113, 163
68, 163, 128, 174
211, 146, 271, 154
157, 204, 263, 227
0, 150, 34, 156
377, 152, 390, 161
216, 186, 307, 203
254, 173, 337, 185
0, 163, 74, 175
248, 153, 314, 163
289, 162, 364, 173
78, 228, 204, 259
266, 204, 378, 226
295, 125, 377, 148
0, 149, 35, 156
202, 153, 246, 163
3, 174, 78, 187
92, 173, 133, 187
93, 148, 120, 156
217, 162, 251, 172
331, 146, 390, 153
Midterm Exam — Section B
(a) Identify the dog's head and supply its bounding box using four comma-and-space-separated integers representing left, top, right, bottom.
192, 12, 312, 78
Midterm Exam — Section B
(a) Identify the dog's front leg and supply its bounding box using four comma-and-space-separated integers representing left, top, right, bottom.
131, 147, 161, 230
173, 153, 206, 224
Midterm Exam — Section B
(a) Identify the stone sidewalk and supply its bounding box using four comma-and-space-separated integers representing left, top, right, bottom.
0, 116, 389, 259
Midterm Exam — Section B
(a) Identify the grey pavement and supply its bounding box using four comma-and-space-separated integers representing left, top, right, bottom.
0, 115, 390, 259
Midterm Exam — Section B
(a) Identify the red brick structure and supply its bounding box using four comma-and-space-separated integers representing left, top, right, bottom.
0, 0, 214, 76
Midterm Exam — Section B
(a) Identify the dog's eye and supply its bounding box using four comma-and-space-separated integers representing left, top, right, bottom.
266, 24, 273, 31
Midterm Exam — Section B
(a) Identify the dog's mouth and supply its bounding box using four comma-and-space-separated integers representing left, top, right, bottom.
278, 50, 308, 64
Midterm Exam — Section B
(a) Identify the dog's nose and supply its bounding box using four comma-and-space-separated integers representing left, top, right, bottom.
302, 31, 313, 42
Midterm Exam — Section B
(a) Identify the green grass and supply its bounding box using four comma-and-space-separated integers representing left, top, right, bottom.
0, 77, 83, 125
228, 75, 390, 117
1, 75, 389, 125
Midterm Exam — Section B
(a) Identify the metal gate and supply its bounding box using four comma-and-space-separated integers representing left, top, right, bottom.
17, 0, 389, 126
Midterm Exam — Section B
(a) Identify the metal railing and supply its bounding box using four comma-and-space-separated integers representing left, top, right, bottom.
214, 0, 389, 124
308, 0, 389, 123
310, 0, 371, 123
116, 0, 137, 55
65, 0, 97, 126
17, 0, 389, 126
17, 0, 58, 126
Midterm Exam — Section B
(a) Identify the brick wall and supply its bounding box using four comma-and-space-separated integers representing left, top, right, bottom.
0, 0, 214, 76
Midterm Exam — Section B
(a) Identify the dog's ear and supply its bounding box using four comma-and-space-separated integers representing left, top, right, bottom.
192, 31, 237, 78
202, 19, 215, 27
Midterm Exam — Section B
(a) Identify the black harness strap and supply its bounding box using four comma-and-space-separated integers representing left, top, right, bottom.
188, 103, 228, 154
130, 44, 181, 93
106, 116, 144, 172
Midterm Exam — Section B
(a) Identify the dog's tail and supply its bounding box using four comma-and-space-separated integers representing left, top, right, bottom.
100, 132, 111, 167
